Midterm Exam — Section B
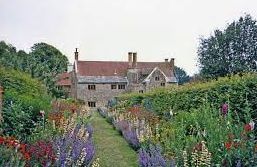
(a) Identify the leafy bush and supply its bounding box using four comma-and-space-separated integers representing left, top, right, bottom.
154, 103, 257, 166
119, 73, 257, 120
0, 66, 51, 140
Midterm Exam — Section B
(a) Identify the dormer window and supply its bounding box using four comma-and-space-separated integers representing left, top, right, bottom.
155, 76, 160, 81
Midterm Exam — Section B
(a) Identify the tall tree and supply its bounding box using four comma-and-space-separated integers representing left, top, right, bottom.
0, 41, 69, 97
29, 43, 69, 96
198, 14, 257, 78
175, 66, 190, 85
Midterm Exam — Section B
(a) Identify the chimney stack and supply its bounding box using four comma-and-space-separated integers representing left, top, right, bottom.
165, 58, 169, 62
74, 48, 79, 61
128, 52, 133, 68
170, 58, 174, 67
132, 52, 137, 68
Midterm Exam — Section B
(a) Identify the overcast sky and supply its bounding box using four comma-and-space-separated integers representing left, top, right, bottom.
1, 0, 257, 75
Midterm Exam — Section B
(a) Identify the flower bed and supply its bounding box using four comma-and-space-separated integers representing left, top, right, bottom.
103, 74, 257, 166
0, 99, 95, 167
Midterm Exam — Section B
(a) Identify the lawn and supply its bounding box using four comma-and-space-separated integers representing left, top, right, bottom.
91, 111, 138, 167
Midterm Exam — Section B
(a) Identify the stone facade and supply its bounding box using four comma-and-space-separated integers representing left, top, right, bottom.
70, 49, 177, 108
77, 83, 127, 107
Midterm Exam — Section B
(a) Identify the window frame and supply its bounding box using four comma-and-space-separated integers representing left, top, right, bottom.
88, 84, 96, 90
111, 84, 117, 89
161, 82, 166, 86
118, 84, 126, 89
155, 76, 160, 81
88, 101, 96, 107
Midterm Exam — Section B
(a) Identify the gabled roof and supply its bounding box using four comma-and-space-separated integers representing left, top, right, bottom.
56, 72, 71, 86
142, 67, 177, 83
77, 61, 174, 77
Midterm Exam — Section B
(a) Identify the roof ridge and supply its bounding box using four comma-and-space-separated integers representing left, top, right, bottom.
78, 60, 166, 63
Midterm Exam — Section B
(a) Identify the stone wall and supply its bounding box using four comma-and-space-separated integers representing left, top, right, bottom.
145, 69, 167, 91
77, 83, 127, 107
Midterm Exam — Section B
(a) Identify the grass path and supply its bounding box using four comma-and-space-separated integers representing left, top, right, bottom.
90, 111, 138, 167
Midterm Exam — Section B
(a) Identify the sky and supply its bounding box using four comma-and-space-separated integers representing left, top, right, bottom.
1, 0, 257, 75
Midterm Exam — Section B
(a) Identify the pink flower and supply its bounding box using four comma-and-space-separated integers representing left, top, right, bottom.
220, 103, 228, 116
244, 124, 251, 132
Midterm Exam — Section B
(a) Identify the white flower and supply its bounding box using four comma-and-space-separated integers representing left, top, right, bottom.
249, 120, 255, 130
169, 109, 173, 117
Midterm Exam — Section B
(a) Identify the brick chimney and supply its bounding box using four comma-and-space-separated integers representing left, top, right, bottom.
128, 52, 133, 68
75, 48, 79, 61
74, 48, 79, 73
165, 58, 169, 62
132, 52, 137, 68
170, 58, 174, 68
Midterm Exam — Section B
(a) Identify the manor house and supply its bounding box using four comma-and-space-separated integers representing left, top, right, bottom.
58, 49, 177, 108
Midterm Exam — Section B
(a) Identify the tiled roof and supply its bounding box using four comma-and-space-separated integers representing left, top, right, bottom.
56, 72, 71, 86
77, 76, 128, 84
77, 61, 174, 77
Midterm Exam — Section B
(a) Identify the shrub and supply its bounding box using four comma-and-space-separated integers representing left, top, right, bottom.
0, 66, 51, 140
118, 73, 257, 120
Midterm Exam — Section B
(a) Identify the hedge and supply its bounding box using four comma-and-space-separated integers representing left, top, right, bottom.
118, 73, 257, 120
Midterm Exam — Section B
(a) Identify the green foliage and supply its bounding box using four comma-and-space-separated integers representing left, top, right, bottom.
0, 146, 26, 167
29, 42, 69, 97
27, 120, 60, 144
175, 66, 190, 85
119, 73, 257, 120
0, 41, 69, 98
0, 66, 51, 140
198, 14, 257, 78
158, 104, 257, 166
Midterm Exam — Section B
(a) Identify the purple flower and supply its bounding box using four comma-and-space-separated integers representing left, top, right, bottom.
220, 103, 228, 116
53, 123, 95, 166
85, 138, 95, 164
115, 120, 140, 150
86, 124, 94, 138
138, 145, 174, 167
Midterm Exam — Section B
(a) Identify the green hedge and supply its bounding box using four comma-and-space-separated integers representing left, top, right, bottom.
0, 66, 51, 140
118, 73, 257, 119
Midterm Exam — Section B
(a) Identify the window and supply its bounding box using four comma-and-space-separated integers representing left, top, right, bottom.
88, 85, 96, 90
88, 101, 96, 107
155, 76, 160, 81
139, 90, 144, 93
161, 83, 165, 86
111, 84, 117, 89
118, 84, 126, 89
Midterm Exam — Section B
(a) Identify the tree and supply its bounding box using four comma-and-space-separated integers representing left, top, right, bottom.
175, 66, 190, 85
29, 43, 69, 96
0, 41, 69, 97
198, 14, 257, 78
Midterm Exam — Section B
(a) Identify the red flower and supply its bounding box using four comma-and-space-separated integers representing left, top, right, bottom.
0, 137, 4, 144
24, 152, 31, 160
244, 124, 252, 132
19, 144, 26, 153
225, 142, 233, 150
